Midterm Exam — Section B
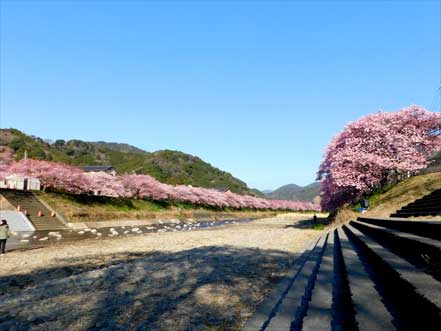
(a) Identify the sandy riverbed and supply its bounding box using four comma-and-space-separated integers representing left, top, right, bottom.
0, 213, 324, 331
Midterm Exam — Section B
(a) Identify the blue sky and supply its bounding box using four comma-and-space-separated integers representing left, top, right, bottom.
1, 1, 440, 190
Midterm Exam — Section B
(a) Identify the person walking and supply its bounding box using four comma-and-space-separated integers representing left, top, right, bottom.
0, 220, 11, 255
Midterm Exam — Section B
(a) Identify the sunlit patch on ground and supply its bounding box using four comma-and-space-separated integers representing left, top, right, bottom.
0, 214, 322, 330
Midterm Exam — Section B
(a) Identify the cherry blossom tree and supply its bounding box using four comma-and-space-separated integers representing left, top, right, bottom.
2, 159, 90, 193
85, 172, 127, 198
121, 174, 171, 200
317, 105, 441, 211
0, 159, 321, 211
0, 148, 15, 178
0, 162, 10, 179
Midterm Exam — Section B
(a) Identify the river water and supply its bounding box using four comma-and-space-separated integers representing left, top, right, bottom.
5, 218, 255, 252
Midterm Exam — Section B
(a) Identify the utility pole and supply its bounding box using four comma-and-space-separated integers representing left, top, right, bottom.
438, 85, 441, 113
24, 150, 28, 160
428, 85, 441, 114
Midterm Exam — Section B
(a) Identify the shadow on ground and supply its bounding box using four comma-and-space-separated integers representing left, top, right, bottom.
284, 217, 329, 229
0, 246, 301, 331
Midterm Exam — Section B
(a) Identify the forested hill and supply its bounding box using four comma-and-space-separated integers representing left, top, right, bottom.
0, 129, 263, 196
266, 182, 320, 202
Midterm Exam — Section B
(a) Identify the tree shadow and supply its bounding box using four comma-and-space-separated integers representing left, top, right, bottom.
0, 246, 301, 331
284, 217, 329, 229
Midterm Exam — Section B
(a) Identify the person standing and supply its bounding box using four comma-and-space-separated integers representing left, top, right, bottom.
0, 220, 11, 255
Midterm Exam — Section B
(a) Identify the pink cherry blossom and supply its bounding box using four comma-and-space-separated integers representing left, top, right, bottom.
0, 158, 320, 211
85, 172, 127, 198
2, 159, 90, 194
121, 174, 171, 200
317, 105, 441, 211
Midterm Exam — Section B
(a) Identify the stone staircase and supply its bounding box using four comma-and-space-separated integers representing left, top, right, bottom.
391, 189, 441, 218
0, 190, 66, 230
244, 217, 441, 330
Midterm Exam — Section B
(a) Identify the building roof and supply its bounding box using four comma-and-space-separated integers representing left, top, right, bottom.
214, 187, 229, 192
81, 165, 115, 172
4, 174, 40, 181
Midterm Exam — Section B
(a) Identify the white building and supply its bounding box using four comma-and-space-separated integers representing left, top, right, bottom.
0, 175, 41, 191
81, 165, 118, 177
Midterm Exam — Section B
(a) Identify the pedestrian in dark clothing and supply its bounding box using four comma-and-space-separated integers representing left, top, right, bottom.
361, 198, 370, 210
0, 220, 11, 255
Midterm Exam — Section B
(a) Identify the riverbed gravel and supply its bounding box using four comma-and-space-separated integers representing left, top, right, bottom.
0, 213, 324, 331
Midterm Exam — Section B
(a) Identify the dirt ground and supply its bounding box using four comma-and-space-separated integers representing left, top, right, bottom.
0, 213, 325, 331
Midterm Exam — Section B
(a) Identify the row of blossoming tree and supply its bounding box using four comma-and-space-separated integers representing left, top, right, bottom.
0, 159, 319, 211
317, 105, 441, 211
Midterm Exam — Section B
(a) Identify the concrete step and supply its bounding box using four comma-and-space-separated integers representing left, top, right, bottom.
398, 207, 441, 213
391, 212, 441, 218
391, 189, 441, 219
395, 212, 441, 217
337, 228, 394, 330
416, 192, 441, 200
1, 189, 66, 230
357, 217, 441, 240
346, 224, 441, 310
407, 199, 441, 205
351, 221, 441, 283
343, 224, 441, 330
411, 199, 441, 206
264, 235, 327, 330
389, 213, 409, 218
418, 193, 441, 199
246, 220, 441, 330
301, 233, 334, 330
403, 203, 441, 209
354, 220, 441, 251
242, 238, 322, 331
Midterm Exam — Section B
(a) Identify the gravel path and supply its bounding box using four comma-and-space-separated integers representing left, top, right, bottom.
0, 213, 323, 331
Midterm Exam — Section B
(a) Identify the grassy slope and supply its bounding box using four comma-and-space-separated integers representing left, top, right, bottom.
364, 172, 441, 218
334, 172, 441, 224
37, 191, 282, 223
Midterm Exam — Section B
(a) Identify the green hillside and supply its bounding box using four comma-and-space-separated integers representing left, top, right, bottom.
267, 182, 320, 202
0, 128, 262, 196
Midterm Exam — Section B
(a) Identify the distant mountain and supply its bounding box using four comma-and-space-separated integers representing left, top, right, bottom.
0, 128, 264, 196
90, 141, 146, 154
267, 182, 320, 202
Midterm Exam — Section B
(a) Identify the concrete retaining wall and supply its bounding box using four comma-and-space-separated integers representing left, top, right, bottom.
0, 211, 36, 232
